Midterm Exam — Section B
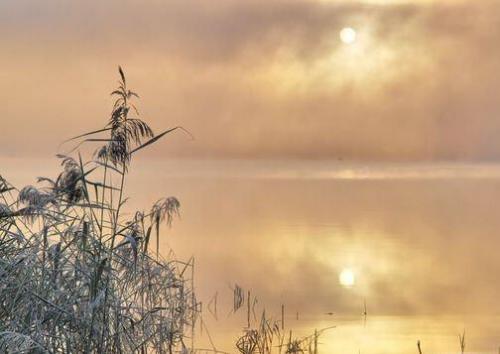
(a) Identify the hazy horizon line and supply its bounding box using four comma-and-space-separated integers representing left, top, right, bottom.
4, 156, 500, 181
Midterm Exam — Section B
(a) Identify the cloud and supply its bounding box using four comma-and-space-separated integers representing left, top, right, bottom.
1, 0, 500, 160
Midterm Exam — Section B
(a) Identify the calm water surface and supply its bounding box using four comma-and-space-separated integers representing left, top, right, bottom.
131, 160, 500, 353
4, 158, 500, 353
201, 314, 500, 354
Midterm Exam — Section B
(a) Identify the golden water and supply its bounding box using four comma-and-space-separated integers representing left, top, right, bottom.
4, 158, 500, 352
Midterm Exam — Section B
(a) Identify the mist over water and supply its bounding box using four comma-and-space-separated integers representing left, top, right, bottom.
128, 160, 500, 353
3, 158, 500, 352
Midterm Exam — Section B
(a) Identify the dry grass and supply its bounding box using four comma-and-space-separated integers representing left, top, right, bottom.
233, 290, 334, 354
0, 68, 197, 353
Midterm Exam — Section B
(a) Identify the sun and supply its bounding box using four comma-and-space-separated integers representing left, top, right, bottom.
340, 27, 357, 45
339, 268, 356, 287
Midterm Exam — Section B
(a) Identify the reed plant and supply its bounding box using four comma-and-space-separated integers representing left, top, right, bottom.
0, 68, 197, 353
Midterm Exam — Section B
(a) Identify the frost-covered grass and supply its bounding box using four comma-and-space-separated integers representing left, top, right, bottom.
0, 68, 197, 353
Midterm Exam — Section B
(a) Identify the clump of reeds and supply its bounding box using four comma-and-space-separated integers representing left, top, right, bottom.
234, 290, 333, 354
0, 67, 198, 353
235, 315, 330, 354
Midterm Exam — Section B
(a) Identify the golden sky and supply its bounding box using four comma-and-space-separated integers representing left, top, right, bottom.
1, 0, 500, 160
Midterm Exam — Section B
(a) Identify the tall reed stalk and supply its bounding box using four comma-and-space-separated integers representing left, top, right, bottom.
0, 68, 197, 353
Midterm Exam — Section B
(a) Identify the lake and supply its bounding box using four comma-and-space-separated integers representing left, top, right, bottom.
3, 158, 500, 353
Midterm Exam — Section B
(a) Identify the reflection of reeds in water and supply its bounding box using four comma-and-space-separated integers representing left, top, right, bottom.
0, 68, 197, 353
